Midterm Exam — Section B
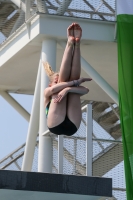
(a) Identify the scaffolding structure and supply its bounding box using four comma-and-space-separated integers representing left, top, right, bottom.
0, 1, 125, 200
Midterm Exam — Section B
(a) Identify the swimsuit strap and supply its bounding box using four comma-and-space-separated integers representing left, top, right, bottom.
45, 100, 51, 118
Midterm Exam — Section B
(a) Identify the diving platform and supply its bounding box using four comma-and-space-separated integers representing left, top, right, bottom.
0, 170, 112, 200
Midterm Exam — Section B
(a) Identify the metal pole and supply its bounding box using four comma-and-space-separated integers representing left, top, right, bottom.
38, 39, 56, 172
86, 104, 93, 176
0, 91, 30, 122
21, 60, 41, 171
58, 135, 63, 174
58, 41, 118, 105
74, 139, 77, 174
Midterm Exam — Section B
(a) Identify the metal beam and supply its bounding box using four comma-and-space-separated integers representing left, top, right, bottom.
0, 91, 30, 122
38, 39, 56, 173
47, 5, 115, 17
0, 9, 19, 37
108, 103, 120, 119
102, 0, 115, 13
81, 57, 118, 104
57, 0, 72, 15
0, 143, 25, 164
10, 11, 25, 36
22, 60, 41, 171
58, 135, 63, 173
86, 104, 93, 176
25, 0, 31, 20
37, 0, 48, 13
83, 0, 106, 20
10, 155, 21, 170
10, 0, 26, 12
0, 152, 24, 169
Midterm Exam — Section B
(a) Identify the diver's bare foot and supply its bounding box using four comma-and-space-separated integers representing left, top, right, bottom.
74, 23, 82, 44
67, 23, 75, 46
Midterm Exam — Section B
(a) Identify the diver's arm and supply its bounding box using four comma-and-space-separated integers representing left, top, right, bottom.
54, 86, 89, 103
44, 78, 92, 98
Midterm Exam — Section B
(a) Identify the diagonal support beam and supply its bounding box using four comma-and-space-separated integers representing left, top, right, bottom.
37, 0, 48, 13
10, 11, 25, 36
22, 60, 41, 171
83, 0, 106, 20
10, 0, 26, 12
0, 91, 30, 122
57, 0, 72, 15
10, 0, 34, 17
58, 41, 118, 105
102, 0, 115, 13
81, 57, 118, 104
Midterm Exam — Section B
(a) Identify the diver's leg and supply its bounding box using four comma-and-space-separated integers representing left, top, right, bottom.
48, 24, 75, 129
67, 24, 82, 129
58, 23, 75, 82
69, 23, 82, 81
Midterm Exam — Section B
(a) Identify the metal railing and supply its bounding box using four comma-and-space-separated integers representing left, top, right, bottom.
0, 100, 126, 200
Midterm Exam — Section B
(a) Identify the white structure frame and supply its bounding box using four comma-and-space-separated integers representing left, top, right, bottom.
0, 0, 118, 179
0, 1, 125, 199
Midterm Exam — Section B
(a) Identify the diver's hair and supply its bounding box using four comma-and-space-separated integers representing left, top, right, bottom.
43, 61, 55, 77
43, 61, 59, 83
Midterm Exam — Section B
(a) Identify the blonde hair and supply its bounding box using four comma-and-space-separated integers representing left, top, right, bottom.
43, 61, 59, 83
43, 61, 55, 77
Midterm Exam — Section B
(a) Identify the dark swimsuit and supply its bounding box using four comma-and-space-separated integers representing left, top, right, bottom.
45, 101, 77, 136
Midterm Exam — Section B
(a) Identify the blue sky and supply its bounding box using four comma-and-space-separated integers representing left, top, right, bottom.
0, 94, 33, 160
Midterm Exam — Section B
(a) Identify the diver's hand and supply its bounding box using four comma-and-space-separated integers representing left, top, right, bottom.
54, 88, 68, 103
